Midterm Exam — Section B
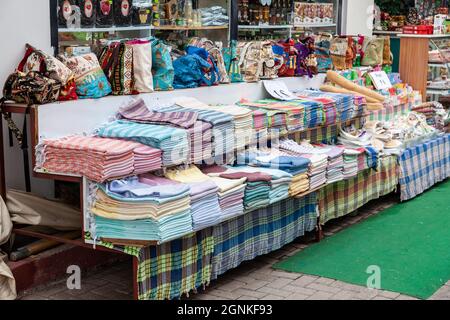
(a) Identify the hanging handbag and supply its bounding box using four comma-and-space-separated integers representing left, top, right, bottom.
314, 33, 333, 73
150, 38, 174, 91
222, 40, 244, 83
381, 36, 393, 65
2, 71, 61, 105
361, 37, 385, 66
330, 37, 348, 70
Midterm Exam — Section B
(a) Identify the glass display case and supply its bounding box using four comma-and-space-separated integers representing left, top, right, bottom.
428, 37, 450, 99
56, 0, 230, 53
237, 0, 340, 41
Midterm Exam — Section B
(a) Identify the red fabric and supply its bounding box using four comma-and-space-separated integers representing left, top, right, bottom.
58, 79, 78, 101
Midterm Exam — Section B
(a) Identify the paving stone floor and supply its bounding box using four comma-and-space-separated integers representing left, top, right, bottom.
19, 195, 450, 301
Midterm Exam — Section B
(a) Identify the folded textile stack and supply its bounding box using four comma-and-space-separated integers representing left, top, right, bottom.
298, 90, 354, 123
189, 104, 253, 150
236, 150, 302, 200
239, 99, 304, 131
279, 139, 328, 190
202, 165, 272, 211
91, 175, 192, 243
411, 101, 450, 130
297, 99, 325, 128
37, 136, 162, 182
238, 100, 288, 132
165, 165, 221, 231
338, 125, 373, 148
200, 6, 229, 26
341, 148, 360, 178
299, 96, 336, 126
315, 144, 344, 184
97, 120, 189, 166
117, 98, 213, 163
162, 98, 235, 160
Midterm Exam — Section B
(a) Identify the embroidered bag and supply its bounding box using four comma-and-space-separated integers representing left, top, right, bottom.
58, 53, 112, 99
314, 33, 333, 73
150, 38, 174, 91
222, 40, 243, 83
361, 37, 385, 66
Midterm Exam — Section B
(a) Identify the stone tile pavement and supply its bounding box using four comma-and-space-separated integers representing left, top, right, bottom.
19, 195, 450, 301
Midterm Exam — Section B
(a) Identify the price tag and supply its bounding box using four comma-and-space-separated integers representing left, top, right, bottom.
369, 71, 392, 90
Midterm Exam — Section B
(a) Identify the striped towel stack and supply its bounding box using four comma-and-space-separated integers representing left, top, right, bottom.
37, 136, 162, 182
91, 175, 193, 243
118, 98, 213, 163
165, 166, 222, 231
97, 120, 189, 166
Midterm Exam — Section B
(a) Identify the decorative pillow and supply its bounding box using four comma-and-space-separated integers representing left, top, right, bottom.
58, 53, 112, 99
128, 40, 153, 93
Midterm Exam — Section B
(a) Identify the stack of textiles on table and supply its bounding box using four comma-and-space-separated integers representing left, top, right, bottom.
90, 175, 193, 243
239, 99, 304, 131
298, 90, 355, 123
237, 150, 308, 198
278, 139, 328, 190
298, 96, 336, 126
97, 120, 189, 166
200, 168, 247, 221
186, 103, 253, 150
165, 165, 221, 231
36, 136, 162, 182
237, 100, 288, 133
297, 99, 325, 128
318, 144, 344, 184
117, 98, 212, 164
341, 147, 360, 178
202, 165, 272, 211
162, 97, 235, 161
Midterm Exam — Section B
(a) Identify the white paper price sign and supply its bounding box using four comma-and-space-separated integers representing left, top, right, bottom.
369, 71, 392, 90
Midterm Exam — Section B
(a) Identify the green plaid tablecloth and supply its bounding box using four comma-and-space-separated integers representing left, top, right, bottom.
211, 195, 318, 280
93, 229, 214, 300
365, 103, 412, 122
319, 156, 398, 225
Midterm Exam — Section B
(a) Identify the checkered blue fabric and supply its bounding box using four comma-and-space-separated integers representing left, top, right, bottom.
399, 134, 450, 201
210, 194, 318, 280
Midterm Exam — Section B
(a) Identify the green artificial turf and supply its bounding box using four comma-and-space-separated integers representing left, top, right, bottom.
274, 180, 450, 299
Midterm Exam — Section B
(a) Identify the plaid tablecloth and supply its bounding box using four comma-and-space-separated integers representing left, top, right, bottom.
210, 194, 318, 280
95, 229, 214, 300
365, 103, 412, 122
399, 134, 450, 201
319, 156, 398, 225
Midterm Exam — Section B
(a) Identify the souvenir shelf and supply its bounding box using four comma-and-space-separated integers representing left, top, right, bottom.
55, 0, 231, 53
398, 33, 450, 101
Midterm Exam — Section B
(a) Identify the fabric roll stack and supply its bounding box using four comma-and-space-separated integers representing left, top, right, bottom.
97, 120, 189, 166
91, 175, 193, 243
165, 165, 222, 231
37, 136, 162, 182
117, 98, 213, 163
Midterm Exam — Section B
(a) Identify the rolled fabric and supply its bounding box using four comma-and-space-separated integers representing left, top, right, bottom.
319, 84, 380, 104
326, 71, 385, 102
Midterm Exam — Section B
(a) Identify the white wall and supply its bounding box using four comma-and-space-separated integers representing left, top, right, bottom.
0, 0, 55, 197
341, 0, 375, 36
